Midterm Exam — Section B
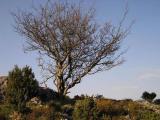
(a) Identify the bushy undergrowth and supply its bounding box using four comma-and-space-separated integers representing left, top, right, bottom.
73, 97, 97, 120
96, 99, 129, 119
1, 96, 160, 120
26, 105, 55, 120
0, 103, 14, 119
137, 110, 160, 120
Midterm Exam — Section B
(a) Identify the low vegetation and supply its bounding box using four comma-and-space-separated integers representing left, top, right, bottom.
5, 65, 39, 113
0, 66, 160, 120
1, 95, 160, 120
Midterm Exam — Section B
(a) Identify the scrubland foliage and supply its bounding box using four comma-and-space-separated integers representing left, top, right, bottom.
5, 65, 39, 113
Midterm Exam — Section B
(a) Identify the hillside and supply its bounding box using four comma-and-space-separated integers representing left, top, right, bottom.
1, 96, 160, 120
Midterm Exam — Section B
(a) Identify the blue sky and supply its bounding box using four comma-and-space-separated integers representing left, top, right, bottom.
0, 0, 160, 100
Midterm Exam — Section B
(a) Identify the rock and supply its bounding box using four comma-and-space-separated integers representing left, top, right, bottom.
30, 97, 42, 104
0, 76, 7, 101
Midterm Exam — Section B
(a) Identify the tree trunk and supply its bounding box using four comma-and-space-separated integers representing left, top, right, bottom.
57, 78, 65, 97
56, 63, 67, 97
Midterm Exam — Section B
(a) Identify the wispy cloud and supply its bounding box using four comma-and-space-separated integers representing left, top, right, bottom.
137, 69, 160, 81
111, 86, 138, 90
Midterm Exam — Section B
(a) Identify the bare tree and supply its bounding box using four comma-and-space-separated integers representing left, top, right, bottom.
14, 1, 130, 96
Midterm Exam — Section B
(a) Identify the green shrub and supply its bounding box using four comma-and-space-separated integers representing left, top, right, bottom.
137, 110, 160, 120
73, 97, 97, 120
142, 91, 156, 102
48, 100, 62, 112
0, 104, 14, 119
154, 99, 160, 105
61, 104, 73, 116
37, 87, 59, 103
5, 65, 39, 113
95, 94, 104, 99
73, 94, 88, 100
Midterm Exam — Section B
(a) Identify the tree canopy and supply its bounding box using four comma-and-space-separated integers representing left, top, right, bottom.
142, 91, 156, 102
14, 1, 130, 96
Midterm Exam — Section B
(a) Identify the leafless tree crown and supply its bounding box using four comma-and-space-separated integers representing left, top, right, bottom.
14, 1, 130, 95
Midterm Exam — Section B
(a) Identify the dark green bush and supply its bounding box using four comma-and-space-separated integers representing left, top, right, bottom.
37, 87, 59, 103
73, 97, 98, 120
5, 65, 39, 113
142, 91, 156, 102
61, 104, 73, 116
73, 94, 86, 100
95, 94, 104, 99
154, 99, 160, 105
48, 100, 62, 112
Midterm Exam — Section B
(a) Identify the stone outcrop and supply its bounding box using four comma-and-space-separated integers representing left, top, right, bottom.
0, 76, 7, 101
137, 100, 160, 114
